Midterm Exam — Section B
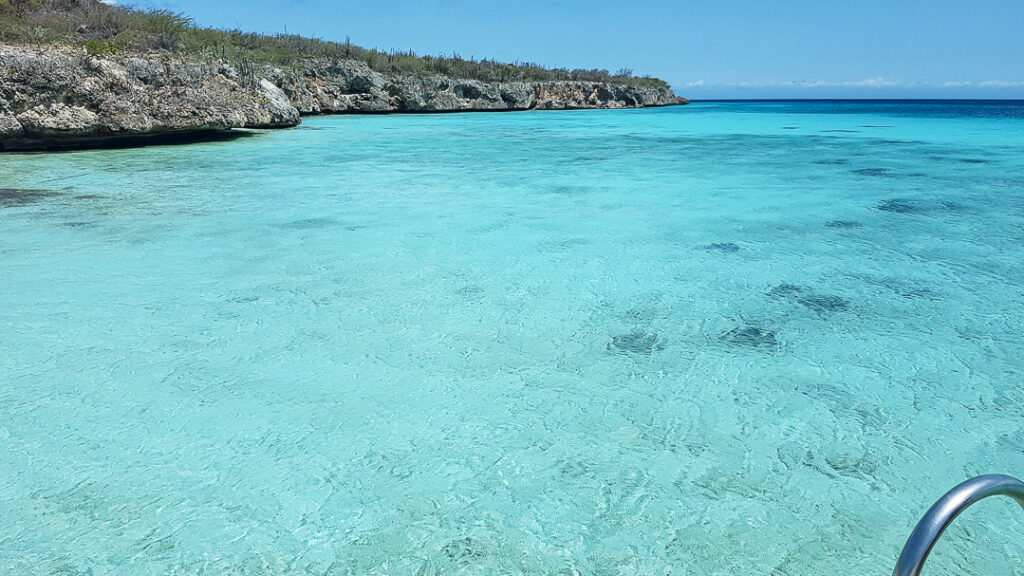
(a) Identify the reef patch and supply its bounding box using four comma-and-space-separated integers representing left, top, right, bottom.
851, 168, 891, 177
0, 187, 58, 207
825, 220, 863, 229
767, 283, 807, 298
720, 326, 778, 348
703, 242, 741, 253
797, 294, 850, 313
609, 331, 665, 356
277, 217, 341, 230
875, 199, 922, 214
440, 537, 486, 564
768, 284, 852, 314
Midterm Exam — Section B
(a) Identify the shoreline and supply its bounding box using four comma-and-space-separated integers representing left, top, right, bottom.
295, 101, 687, 116
0, 104, 693, 154
0, 44, 688, 153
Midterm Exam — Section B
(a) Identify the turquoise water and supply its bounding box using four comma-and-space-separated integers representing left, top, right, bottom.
2, 101, 1024, 575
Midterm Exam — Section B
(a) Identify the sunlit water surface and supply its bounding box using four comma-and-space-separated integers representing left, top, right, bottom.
2, 101, 1024, 575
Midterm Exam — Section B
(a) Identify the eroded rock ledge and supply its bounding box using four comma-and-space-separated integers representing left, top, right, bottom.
268, 59, 687, 114
0, 46, 298, 151
0, 45, 687, 151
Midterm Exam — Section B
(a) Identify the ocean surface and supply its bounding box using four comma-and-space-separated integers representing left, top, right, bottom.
2, 100, 1024, 575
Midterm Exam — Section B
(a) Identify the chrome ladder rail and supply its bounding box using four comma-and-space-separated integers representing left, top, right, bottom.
893, 474, 1024, 576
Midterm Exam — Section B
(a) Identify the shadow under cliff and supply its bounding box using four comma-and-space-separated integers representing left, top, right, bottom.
0, 129, 260, 153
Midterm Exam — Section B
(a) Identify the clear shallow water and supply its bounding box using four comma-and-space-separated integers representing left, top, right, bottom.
2, 101, 1024, 575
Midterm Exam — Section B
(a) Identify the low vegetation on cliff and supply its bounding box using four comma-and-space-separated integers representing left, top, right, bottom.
0, 0, 670, 88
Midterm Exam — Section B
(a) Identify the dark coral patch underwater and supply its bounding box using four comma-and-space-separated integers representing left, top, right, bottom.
767, 284, 851, 313
825, 220, 863, 229
0, 187, 59, 207
797, 294, 850, 313
276, 217, 342, 229
767, 283, 807, 298
608, 331, 665, 356
850, 168, 892, 177
702, 242, 741, 253
875, 199, 923, 214
720, 326, 778, 349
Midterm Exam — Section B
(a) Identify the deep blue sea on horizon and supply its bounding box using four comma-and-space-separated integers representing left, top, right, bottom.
2, 101, 1023, 575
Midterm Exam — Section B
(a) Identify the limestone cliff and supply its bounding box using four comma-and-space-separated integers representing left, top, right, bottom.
267, 59, 686, 114
0, 45, 299, 151
0, 44, 687, 151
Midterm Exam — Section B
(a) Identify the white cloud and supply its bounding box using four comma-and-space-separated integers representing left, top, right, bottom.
978, 80, 1024, 88
843, 77, 897, 87
680, 77, 900, 89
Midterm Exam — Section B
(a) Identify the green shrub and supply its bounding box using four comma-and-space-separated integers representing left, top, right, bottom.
83, 37, 118, 55
4, 0, 671, 89
0, 0, 41, 15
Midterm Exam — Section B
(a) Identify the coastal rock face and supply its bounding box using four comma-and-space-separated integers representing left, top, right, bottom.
264, 60, 392, 113
0, 44, 686, 150
0, 45, 300, 150
269, 59, 686, 114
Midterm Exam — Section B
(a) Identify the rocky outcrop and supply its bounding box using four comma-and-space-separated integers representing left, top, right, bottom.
266, 59, 686, 114
0, 45, 299, 151
0, 44, 686, 151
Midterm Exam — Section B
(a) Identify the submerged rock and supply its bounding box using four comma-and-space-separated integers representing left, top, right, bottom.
875, 199, 922, 214
767, 283, 806, 297
797, 294, 850, 313
938, 201, 967, 212
720, 326, 778, 348
851, 168, 892, 177
824, 219, 863, 228
703, 242, 741, 253
609, 331, 665, 355
0, 187, 58, 207
277, 217, 340, 230
768, 284, 850, 314
440, 537, 486, 564
852, 274, 940, 301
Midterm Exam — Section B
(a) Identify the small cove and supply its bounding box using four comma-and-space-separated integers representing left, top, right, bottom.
2, 102, 1024, 575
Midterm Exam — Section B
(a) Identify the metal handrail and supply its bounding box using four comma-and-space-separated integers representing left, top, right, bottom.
893, 474, 1024, 576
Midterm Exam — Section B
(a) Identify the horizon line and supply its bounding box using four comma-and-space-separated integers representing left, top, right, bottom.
685, 98, 1024, 102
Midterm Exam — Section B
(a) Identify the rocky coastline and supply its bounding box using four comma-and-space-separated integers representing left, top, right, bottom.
0, 44, 687, 151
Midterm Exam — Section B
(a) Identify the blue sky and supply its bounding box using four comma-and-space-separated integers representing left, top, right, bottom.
132, 0, 1024, 99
